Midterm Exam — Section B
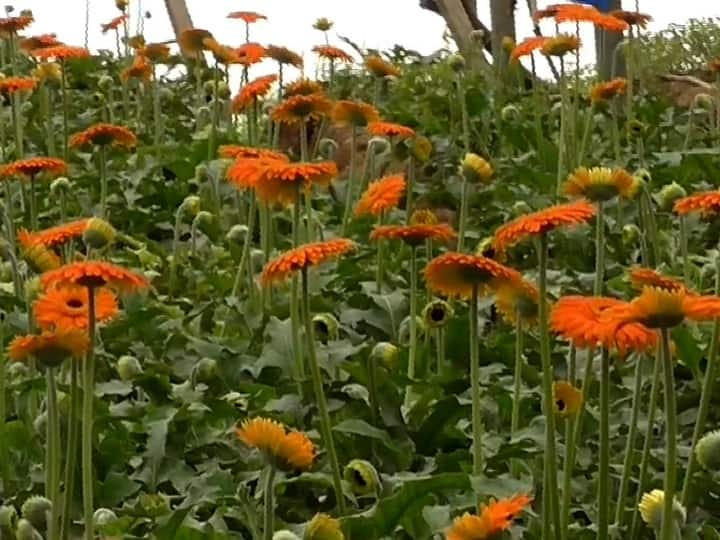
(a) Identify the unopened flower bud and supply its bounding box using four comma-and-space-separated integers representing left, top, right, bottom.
502, 36, 516, 52
634, 168, 652, 186
93, 508, 118, 527
399, 315, 425, 346
251, 248, 266, 272
423, 299, 454, 328
20, 496, 51, 531
24, 276, 41, 303
312, 313, 339, 342
0, 505, 17, 529
693, 93, 714, 109
512, 201, 533, 216
475, 236, 495, 258
180, 195, 201, 218
50, 176, 71, 195
695, 429, 720, 470
343, 459, 380, 496
460, 153, 493, 185
98, 74, 114, 92
15, 519, 42, 540
226, 224, 248, 245
447, 54, 465, 72
138, 493, 170, 518
194, 357, 218, 382
9, 362, 29, 382
658, 182, 686, 212
32, 62, 61, 83
22, 244, 60, 273
274, 532, 301, 540
371, 342, 398, 369
193, 210, 214, 235
83, 217, 116, 249
313, 17, 333, 32
20, 101, 33, 114
217, 80, 230, 99
304, 513, 344, 540
501, 104, 520, 122
622, 223, 641, 246
409, 135, 432, 163
33, 412, 46, 435
117, 355, 142, 381
628, 119, 646, 137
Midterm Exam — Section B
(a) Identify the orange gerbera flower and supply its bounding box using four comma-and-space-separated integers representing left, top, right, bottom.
284, 78, 324, 97
255, 160, 339, 206
495, 277, 541, 326
563, 166, 638, 201
533, 6, 561, 22
365, 55, 401, 77
370, 223, 455, 247
19, 34, 62, 52
593, 13, 630, 32
355, 174, 406, 217
101, 14, 128, 33
629, 267, 685, 293
236, 417, 315, 471
551, 296, 657, 354
276, 431, 315, 471
0, 77, 37, 94
227, 11, 267, 24
178, 28, 213, 54
553, 4, 629, 32
265, 45, 303, 67
332, 100, 381, 128
425, 252, 522, 299
203, 38, 241, 65
510, 36, 550, 62
70, 123, 137, 149
590, 77, 627, 104
0, 15, 33, 33
21, 243, 61, 273
219, 145, 287, 161
121, 55, 152, 82
8, 329, 89, 366
272, 94, 333, 124
35, 286, 119, 331
446, 494, 532, 540
17, 219, 89, 249
0, 157, 66, 179
236, 417, 285, 454
541, 34, 581, 57
235, 42, 265, 65
609, 10, 652, 28
232, 74, 278, 112
31, 45, 90, 61
673, 190, 720, 216
603, 287, 720, 330
41, 261, 149, 292
367, 121, 415, 139
137, 43, 170, 63
225, 156, 288, 190
493, 200, 596, 253
313, 45, 353, 63
261, 239, 355, 286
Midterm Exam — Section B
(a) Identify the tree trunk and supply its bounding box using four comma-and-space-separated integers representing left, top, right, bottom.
489, 0, 516, 66
433, 0, 490, 68
596, 0, 625, 80
164, 0, 196, 57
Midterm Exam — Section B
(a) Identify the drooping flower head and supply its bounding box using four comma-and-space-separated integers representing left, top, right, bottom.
332, 100, 381, 128
225, 156, 289, 191
261, 239, 355, 286
0, 157, 67, 180
35, 286, 119, 331
178, 28, 213, 55
590, 78, 627, 104
493, 200, 596, 253
202, 38, 241, 65
355, 174, 406, 217
272, 94, 332, 124
460, 153, 494, 185
284, 78, 324, 97
673, 190, 720, 217
232, 74, 277, 112
541, 34, 581, 57
425, 252, 522, 299
70, 123, 137, 149
609, 10, 652, 28
370, 219, 456, 247
41, 261, 149, 292
553, 4, 629, 32
365, 55, 401, 77
313, 45, 353, 63
305, 513, 345, 540
20, 242, 61, 273
138, 43, 171, 63
265, 45, 303, 68
236, 417, 315, 471
17, 219, 89, 249
551, 296, 657, 354
446, 495, 532, 540
563, 166, 639, 201
495, 277, 540, 326
255, 160, 338, 206
31, 45, 90, 61
510, 36, 551, 62
367, 121, 415, 140
0, 76, 37, 94
8, 329, 90, 367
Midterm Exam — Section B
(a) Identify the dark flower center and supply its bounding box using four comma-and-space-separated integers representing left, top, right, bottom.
66, 298, 84, 309
556, 399, 566, 412
430, 307, 445, 322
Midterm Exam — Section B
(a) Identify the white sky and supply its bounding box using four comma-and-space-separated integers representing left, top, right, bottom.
13, 0, 719, 85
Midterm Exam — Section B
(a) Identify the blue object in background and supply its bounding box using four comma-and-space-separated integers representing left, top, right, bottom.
572, 0, 612, 11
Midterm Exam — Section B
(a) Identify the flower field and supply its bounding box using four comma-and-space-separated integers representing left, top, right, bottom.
0, 2, 719, 539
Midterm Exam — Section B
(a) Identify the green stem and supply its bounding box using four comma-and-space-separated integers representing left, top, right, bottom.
168, 206, 183, 297
300, 267, 346, 514
0, 323, 9, 495
405, 156, 416, 221
82, 287, 97, 540
457, 179, 470, 252
615, 356, 644, 527
404, 247, 419, 407
47, 367, 61, 540
341, 126, 358, 235
29, 175, 37, 231
659, 329, 678, 540
262, 465, 276, 540
598, 349, 610, 540
40, 84, 56, 156
457, 72, 470, 153
367, 349, 379, 427
578, 105, 594, 165
595, 203, 605, 295
470, 284, 483, 475
375, 212, 385, 293
231, 193, 257, 299
61, 61, 69, 161
680, 216, 690, 286
538, 233, 561, 539
152, 70, 161, 147
300, 121, 313, 243
510, 317, 523, 477
12, 91, 23, 159
556, 60, 567, 198
290, 190, 305, 387
436, 327, 446, 376
98, 145, 108, 218
208, 64, 220, 161
60, 360, 80, 540
681, 261, 720, 505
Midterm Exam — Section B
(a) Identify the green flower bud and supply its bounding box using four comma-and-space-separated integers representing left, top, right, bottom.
203, 79, 217, 95
312, 313, 339, 342
422, 299, 454, 329
9, 362, 29, 382
628, 119, 647, 137
251, 248, 266, 272
33, 412, 47, 437
193, 210, 214, 235
658, 182, 687, 212
20, 101, 33, 115
447, 53, 465, 72
97, 75, 114, 92
274, 532, 302, 540
512, 201, 532, 216
693, 93, 714, 110
180, 195, 201, 219
501, 104, 520, 122
117, 355, 143, 381
343, 459, 380, 496
634, 168, 652, 185
0, 505, 17, 529
0, 237, 11, 259
24, 277, 41, 303
304, 513, 345, 540
399, 315, 425, 346
138, 493, 170, 518
408, 135, 432, 163
622, 223, 641, 246
20, 496, 51, 531
474, 236, 496, 258
313, 17, 333, 32
93, 508, 118, 527
196, 105, 211, 127
460, 153, 493, 185
371, 342, 398, 369
695, 429, 720, 470
15, 518, 42, 540
226, 224, 248, 245
194, 357, 218, 382
50, 176, 71, 196
217, 80, 230, 99
82, 217, 117, 250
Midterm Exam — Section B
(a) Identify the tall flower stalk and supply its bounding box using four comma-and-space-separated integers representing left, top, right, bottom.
262, 465, 277, 540
82, 287, 97, 540
659, 329, 677, 540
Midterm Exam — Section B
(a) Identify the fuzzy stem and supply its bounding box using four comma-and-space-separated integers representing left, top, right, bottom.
152, 70, 162, 147
29, 175, 37, 231
538, 233, 561, 539
341, 126, 358, 235
98, 145, 108, 218
679, 216, 690, 285
231, 193, 257, 299
11, 91, 23, 159
375, 211, 385, 293
403, 246, 419, 413
0, 322, 9, 494
167, 206, 183, 297
436, 327, 446, 375
659, 329, 678, 540
82, 287, 97, 540
578, 105, 595, 165
40, 84, 56, 156
300, 267, 346, 514
208, 64, 220, 161
300, 121, 313, 243
60, 360, 80, 540
598, 349, 610, 540
555, 60, 567, 199
615, 356, 644, 527
510, 317, 523, 477
262, 465, 277, 540
470, 284, 483, 475
290, 189, 306, 387
368, 349, 379, 427
61, 62, 69, 160
47, 366, 61, 540
595, 202, 605, 294
405, 156, 416, 221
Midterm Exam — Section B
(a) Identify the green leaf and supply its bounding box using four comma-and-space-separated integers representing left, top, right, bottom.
332, 419, 397, 452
